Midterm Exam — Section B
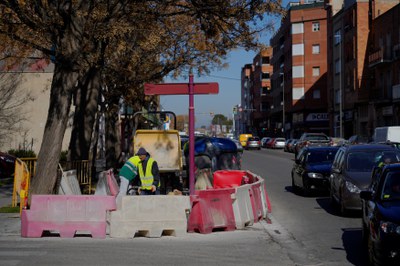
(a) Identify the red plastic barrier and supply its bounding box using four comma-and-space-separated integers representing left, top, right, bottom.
213, 170, 244, 188
187, 188, 236, 234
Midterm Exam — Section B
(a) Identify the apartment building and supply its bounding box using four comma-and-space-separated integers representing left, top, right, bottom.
270, 0, 329, 139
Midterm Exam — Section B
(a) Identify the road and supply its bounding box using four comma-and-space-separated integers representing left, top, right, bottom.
242, 148, 368, 266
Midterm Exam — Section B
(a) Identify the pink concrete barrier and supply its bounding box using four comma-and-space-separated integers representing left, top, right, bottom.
21, 195, 116, 238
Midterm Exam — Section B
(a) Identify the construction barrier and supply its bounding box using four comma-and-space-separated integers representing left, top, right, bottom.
21, 195, 116, 238
58, 169, 82, 195
12, 158, 30, 213
187, 188, 236, 234
94, 169, 119, 196
110, 195, 190, 238
187, 170, 271, 233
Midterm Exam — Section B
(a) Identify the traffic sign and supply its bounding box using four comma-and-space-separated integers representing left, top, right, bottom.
144, 83, 219, 95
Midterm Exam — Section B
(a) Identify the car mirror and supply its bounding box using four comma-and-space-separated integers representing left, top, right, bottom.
360, 190, 373, 200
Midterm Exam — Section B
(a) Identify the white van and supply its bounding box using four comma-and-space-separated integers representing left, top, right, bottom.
374, 126, 400, 143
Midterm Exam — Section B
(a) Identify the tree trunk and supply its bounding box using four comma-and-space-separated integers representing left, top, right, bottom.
30, 64, 78, 195
68, 67, 101, 160
105, 105, 122, 170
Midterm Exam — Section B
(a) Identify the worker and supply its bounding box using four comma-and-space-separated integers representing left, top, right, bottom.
136, 147, 161, 195
116, 155, 140, 205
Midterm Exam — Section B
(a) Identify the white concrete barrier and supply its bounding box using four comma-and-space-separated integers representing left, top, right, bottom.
110, 195, 190, 238
231, 184, 254, 229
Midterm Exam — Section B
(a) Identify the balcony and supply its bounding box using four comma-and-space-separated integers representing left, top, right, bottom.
368, 48, 392, 67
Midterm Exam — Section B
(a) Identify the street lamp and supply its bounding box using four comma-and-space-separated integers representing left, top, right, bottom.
280, 72, 285, 137
334, 33, 343, 138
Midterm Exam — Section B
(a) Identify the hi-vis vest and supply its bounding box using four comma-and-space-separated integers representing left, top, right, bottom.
128, 156, 141, 167
138, 158, 158, 190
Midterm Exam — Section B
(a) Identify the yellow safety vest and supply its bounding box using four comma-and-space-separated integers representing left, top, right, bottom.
138, 158, 157, 190
128, 155, 141, 167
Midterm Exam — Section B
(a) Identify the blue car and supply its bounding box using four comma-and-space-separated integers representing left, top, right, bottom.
291, 146, 339, 196
361, 163, 400, 265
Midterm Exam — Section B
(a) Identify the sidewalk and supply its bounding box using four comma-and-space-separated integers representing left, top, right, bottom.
0, 179, 21, 237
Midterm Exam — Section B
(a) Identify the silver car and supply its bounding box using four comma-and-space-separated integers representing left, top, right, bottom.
245, 136, 261, 150
273, 138, 286, 149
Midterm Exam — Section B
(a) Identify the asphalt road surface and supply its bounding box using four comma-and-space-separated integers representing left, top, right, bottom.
242, 148, 368, 266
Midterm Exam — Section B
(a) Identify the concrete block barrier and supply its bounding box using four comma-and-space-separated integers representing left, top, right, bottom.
187, 188, 236, 234
58, 170, 82, 195
21, 195, 116, 238
110, 195, 191, 238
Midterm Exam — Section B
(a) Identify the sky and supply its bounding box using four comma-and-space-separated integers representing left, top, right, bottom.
160, 49, 257, 128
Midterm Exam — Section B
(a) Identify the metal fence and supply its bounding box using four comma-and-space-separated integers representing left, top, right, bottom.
20, 158, 92, 194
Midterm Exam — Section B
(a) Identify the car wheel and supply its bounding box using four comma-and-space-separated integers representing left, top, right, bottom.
368, 236, 385, 266
291, 174, 299, 194
339, 192, 348, 216
302, 177, 310, 196
361, 220, 369, 248
330, 186, 338, 207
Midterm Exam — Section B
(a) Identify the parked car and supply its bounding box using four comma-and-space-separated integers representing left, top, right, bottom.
265, 138, 276, 149
284, 139, 294, 152
261, 137, 271, 148
272, 138, 286, 149
330, 144, 400, 215
245, 136, 261, 150
360, 163, 400, 265
0, 152, 16, 179
291, 146, 339, 195
295, 132, 331, 157
289, 139, 299, 153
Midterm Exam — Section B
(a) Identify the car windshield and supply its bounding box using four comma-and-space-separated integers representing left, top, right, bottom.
381, 172, 400, 201
306, 149, 338, 164
307, 135, 328, 141
347, 150, 400, 172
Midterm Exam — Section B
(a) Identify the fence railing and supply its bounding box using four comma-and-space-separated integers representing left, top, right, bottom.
20, 158, 92, 194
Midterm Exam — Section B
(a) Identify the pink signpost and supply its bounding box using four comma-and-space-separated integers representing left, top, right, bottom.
144, 75, 219, 195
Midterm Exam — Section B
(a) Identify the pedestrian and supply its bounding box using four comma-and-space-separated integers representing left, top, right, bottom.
136, 147, 161, 195
116, 155, 141, 206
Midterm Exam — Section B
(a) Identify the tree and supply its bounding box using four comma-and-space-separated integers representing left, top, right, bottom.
0, 73, 31, 148
0, 1, 284, 196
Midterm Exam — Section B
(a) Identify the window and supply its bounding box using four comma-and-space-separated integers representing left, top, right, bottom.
292, 44, 304, 56
312, 44, 320, 54
312, 67, 320, 77
313, 89, 320, 99
293, 66, 304, 78
261, 72, 270, 80
334, 30, 341, 45
261, 86, 270, 95
261, 57, 270, 65
312, 22, 320, 32
293, 87, 304, 100
335, 59, 341, 74
292, 23, 304, 34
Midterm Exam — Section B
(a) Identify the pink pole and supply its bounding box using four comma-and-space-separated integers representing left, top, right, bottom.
189, 73, 195, 195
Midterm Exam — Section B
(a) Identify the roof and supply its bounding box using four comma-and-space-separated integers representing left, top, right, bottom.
345, 144, 398, 152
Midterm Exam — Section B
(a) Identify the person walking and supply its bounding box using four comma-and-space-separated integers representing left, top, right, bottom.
136, 147, 161, 195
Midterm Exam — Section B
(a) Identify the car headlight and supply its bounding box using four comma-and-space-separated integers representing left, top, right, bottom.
307, 172, 324, 179
380, 221, 400, 234
345, 181, 361, 193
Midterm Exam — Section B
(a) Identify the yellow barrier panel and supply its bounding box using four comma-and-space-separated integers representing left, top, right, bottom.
12, 158, 30, 213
